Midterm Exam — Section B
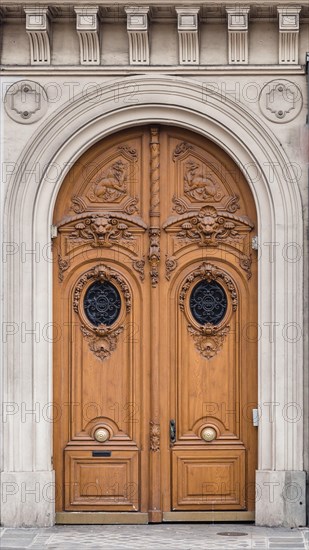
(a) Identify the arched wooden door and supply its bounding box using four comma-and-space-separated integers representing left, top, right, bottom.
53, 126, 258, 523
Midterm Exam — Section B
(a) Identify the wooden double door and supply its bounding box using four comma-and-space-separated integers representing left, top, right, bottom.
53, 126, 257, 522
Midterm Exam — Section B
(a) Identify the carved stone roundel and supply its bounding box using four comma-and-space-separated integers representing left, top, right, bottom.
4, 80, 49, 124
258, 79, 303, 123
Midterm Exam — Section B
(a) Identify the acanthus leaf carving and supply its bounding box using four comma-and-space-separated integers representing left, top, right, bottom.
132, 256, 146, 282
165, 255, 178, 281
179, 262, 238, 313
164, 205, 254, 278
58, 253, 70, 282
173, 141, 193, 161
73, 264, 131, 315
179, 262, 237, 359
69, 214, 134, 248
150, 421, 160, 451
239, 253, 252, 280
81, 324, 124, 362
188, 324, 230, 360
172, 195, 188, 215
74, 264, 131, 362
148, 228, 160, 287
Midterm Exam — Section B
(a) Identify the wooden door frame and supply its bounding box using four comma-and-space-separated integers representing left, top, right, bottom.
2, 75, 305, 528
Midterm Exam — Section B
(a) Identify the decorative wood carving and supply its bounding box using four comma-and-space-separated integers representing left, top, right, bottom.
164, 205, 254, 247
70, 145, 138, 213
69, 214, 139, 248
183, 160, 222, 202
150, 421, 160, 452
148, 127, 161, 287
173, 142, 193, 161
165, 255, 178, 281
148, 228, 160, 287
132, 257, 146, 281
73, 264, 131, 314
150, 127, 160, 217
71, 195, 139, 215
73, 264, 131, 361
179, 262, 238, 359
87, 160, 128, 203
80, 324, 124, 361
58, 253, 70, 282
188, 324, 230, 360
179, 263, 238, 313
239, 253, 252, 280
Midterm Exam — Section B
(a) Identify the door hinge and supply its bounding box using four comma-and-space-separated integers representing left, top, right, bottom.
251, 236, 258, 250
252, 408, 259, 427
51, 225, 58, 239
170, 419, 176, 446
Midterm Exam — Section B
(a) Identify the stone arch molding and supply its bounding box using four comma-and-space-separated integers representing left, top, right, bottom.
1, 75, 305, 527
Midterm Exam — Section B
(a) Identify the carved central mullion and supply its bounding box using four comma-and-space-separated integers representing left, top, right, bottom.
149, 127, 161, 287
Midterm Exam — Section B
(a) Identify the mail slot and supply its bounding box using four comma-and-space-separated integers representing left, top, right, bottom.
92, 451, 112, 457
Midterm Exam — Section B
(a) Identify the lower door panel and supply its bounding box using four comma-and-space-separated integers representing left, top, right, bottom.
65, 449, 139, 511
172, 449, 246, 510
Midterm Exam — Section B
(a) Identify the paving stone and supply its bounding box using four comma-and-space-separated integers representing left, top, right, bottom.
0, 525, 308, 550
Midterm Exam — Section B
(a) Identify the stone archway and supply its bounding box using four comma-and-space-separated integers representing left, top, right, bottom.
1, 75, 305, 527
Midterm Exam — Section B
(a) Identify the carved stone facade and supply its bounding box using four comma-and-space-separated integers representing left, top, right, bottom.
0, 0, 308, 530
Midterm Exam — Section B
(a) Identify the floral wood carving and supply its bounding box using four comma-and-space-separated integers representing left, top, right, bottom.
58, 253, 70, 282
73, 264, 131, 314
239, 253, 252, 280
148, 228, 160, 287
184, 160, 222, 202
81, 324, 124, 361
179, 263, 237, 360
132, 256, 145, 281
164, 205, 254, 278
74, 264, 131, 362
173, 141, 193, 161
165, 255, 178, 281
69, 214, 134, 248
188, 324, 230, 360
150, 421, 160, 451
179, 262, 238, 313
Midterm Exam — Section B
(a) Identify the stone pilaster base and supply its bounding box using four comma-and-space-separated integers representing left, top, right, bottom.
0, 471, 55, 527
255, 470, 306, 527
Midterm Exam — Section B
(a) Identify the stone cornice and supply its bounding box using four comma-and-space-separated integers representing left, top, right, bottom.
1, 64, 305, 75
1, 2, 309, 21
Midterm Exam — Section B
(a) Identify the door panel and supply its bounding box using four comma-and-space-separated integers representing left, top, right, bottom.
53, 126, 257, 520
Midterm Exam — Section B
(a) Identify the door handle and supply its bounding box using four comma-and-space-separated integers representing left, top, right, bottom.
170, 419, 176, 446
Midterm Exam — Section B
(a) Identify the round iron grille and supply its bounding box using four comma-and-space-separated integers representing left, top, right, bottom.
189, 280, 227, 325
83, 281, 121, 327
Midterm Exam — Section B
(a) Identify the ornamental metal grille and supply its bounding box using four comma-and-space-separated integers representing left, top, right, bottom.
189, 280, 227, 325
84, 281, 121, 327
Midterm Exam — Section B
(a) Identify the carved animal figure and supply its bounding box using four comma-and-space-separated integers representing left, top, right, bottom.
184, 160, 219, 200
90, 160, 128, 201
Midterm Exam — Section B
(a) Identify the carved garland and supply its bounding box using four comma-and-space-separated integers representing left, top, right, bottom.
180, 263, 238, 360
73, 264, 131, 361
150, 421, 160, 452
